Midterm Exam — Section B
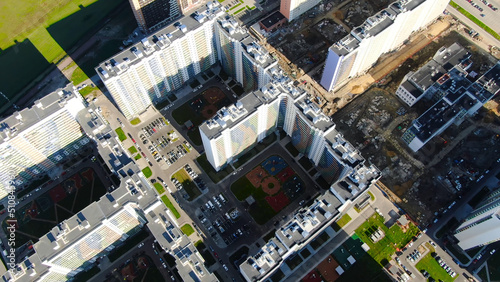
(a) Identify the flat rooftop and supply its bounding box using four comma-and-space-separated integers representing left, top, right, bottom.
260, 11, 286, 29
96, 2, 224, 80
0, 85, 82, 143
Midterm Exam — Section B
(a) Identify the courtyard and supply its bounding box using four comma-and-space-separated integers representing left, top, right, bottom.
3, 167, 107, 246
230, 155, 305, 225
172, 85, 232, 145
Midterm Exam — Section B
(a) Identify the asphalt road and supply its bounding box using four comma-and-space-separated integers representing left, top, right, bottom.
452, 0, 500, 34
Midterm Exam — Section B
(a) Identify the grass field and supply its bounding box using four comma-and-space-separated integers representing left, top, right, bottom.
332, 214, 352, 231
153, 183, 165, 195
160, 195, 180, 219
337, 255, 390, 282
115, 127, 127, 141
180, 224, 195, 236
71, 66, 89, 85
479, 250, 500, 281
141, 167, 152, 178
130, 118, 141, 125
231, 177, 255, 201
355, 213, 419, 266
416, 253, 457, 282
0, 0, 125, 100
128, 146, 137, 154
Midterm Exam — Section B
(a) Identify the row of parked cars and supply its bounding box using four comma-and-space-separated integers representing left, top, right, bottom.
435, 255, 457, 278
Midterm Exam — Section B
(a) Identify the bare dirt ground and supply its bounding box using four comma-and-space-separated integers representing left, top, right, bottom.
331, 30, 500, 224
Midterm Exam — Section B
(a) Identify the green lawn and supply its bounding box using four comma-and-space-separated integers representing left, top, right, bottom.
450, 1, 500, 40
128, 146, 137, 154
416, 253, 457, 282
0, 0, 125, 105
180, 224, 195, 236
160, 195, 181, 219
78, 85, 99, 97
196, 153, 233, 183
355, 213, 419, 266
141, 167, 152, 178
230, 171, 277, 225
172, 169, 201, 201
130, 117, 141, 125
336, 255, 389, 282
231, 177, 255, 201
71, 66, 89, 85
333, 213, 352, 231
134, 154, 142, 160
115, 127, 127, 141
153, 183, 165, 195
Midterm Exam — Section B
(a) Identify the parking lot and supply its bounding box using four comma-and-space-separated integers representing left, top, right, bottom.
196, 192, 251, 248
138, 117, 192, 169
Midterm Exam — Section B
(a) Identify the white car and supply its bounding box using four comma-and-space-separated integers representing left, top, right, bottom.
137, 242, 145, 248
222, 264, 229, 271
491, 249, 496, 255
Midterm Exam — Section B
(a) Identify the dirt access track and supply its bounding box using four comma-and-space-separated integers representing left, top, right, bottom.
332, 27, 500, 224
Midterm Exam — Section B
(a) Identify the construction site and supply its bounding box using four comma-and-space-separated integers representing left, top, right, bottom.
330, 28, 500, 224
255, 0, 500, 224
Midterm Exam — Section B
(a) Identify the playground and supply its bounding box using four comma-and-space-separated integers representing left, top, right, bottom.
4, 167, 107, 245
173, 86, 231, 127
231, 155, 304, 224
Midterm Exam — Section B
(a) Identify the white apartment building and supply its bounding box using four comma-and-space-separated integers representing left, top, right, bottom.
455, 187, 500, 250
320, 0, 449, 92
0, 85, 86, 201
96, 2, 224, 119
280, 0, 321, 21
215, 17, 277, 93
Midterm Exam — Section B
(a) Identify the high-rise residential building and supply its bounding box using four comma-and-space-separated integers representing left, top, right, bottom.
280, 0, 321, 21
98, 4, 277, 119
178, 0, 202, 13
215, 18, 277, 93
402, 62, 500, 152
0, 85, 87, 201
320, 0, 449, 92
199, 76, 367, 187
129, 0, 182, 33
97, 3, 224, 119
455, 187, 500, 250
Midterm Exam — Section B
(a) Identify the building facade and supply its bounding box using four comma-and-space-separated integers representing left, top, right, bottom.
98, 5, 277, 119
215, 17, 277, 93
129, 0, 182, 33
320, 0, 449, 92
97, 3, 224, 119
280, 0, 321, 21
199, 77, 365, 188
455, 187, 500, 250
0, 86, 86, 201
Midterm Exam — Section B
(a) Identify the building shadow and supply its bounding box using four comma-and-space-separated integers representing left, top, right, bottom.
0, 39, 61, 115
47, 0, 135, 81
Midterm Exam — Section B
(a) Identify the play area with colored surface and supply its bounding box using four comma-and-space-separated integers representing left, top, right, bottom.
172, 86, 231, 126
3, 167, 107, 245
231, 155, 304, 224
